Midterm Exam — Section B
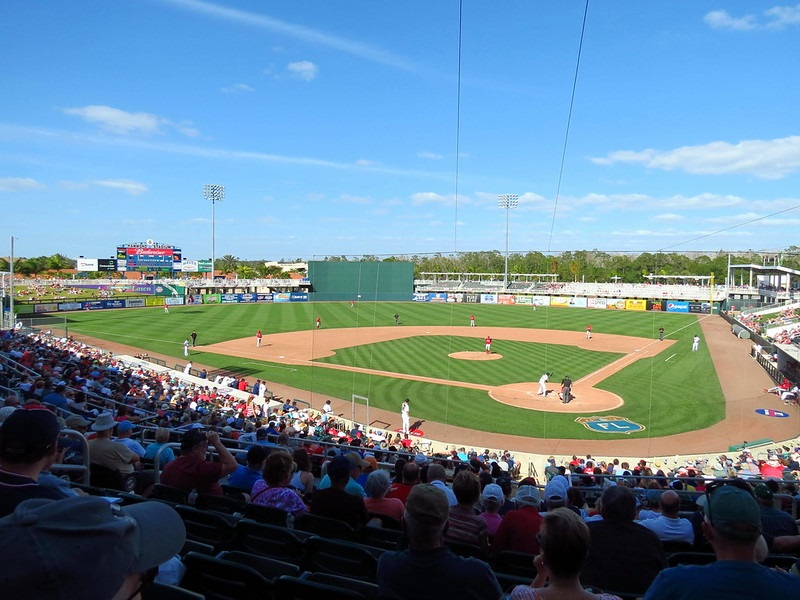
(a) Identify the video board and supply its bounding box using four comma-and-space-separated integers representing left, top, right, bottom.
116, 244, 181, 271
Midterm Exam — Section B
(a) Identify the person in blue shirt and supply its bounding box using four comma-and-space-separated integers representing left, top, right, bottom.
142, 427, 175, 468
227, 445, 267, 493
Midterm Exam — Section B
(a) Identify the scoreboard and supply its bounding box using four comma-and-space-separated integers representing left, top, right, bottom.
116, 243, 182, 271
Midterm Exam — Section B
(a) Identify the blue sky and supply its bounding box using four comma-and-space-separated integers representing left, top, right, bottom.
2, 1, 800, 262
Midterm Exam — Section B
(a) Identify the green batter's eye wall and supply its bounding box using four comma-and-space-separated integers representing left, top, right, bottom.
308, 261, 414, 302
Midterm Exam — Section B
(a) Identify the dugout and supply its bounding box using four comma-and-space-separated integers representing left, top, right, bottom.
308, 261, 413, 302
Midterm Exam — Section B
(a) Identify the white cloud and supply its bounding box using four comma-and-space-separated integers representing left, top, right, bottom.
63, 105, 200, 138
287, 61, 318, 81
91, 179, 148, 196
590, 136, 800, 179
651, 213, 686, 222
355, 159, 377, 167
704, 10, 757, 30
418, 151, 443, 160
704, 5, 800, 31
0, 177, 45, 192
412, 192, 455, 206
220, 83, 254, 94
64, 105, 162, 135
764, 5, 800, 28
163, 0, 416, 71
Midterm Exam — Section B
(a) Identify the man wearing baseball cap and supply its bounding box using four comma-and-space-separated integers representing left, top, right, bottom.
377, 483, 503, 600
644, 485, 799, 598
0, 495, 186, 599
0, 408, 68, 517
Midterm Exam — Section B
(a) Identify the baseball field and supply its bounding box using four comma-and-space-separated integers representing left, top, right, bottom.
57, 300, 783, 457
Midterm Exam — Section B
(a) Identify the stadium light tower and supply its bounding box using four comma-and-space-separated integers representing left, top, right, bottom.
498, 194, 519, 289
203, 184, 225, 279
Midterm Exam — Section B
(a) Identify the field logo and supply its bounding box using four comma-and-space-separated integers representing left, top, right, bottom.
576, 416, 645, 434
755, 408, 790, 418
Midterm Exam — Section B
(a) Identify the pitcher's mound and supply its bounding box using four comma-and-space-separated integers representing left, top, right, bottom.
449, 351, 503, 361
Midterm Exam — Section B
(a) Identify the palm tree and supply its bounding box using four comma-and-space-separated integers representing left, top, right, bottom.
216, 254, 239, 275
48, 253, 74, 271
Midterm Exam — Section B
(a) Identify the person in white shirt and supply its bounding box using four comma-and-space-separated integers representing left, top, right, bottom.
537, 372, 550, 396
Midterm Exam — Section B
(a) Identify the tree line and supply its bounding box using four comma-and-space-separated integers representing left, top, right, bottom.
3, 249, 800, 283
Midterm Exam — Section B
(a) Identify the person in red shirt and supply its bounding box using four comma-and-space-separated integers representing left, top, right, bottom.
386, 461, 420, 505
470, 315, 475, 327
256, 330, 262, 348
492, 484, 543, 556
485, 336, 492, 354
160, 429, 238, 495
586, 324, 592, 339
315, 317, 321, 329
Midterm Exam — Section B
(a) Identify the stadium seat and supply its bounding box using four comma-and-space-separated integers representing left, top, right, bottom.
174, 505, 238, 551
180, 539, 215, 558
304, 536, 379, 580
359, 523, 402, 550
195, 492, 246, 514
90, 463, 137, 493
294, 512, 357, 541
152, 483, 190, 505
216, 550, 300, 579
181, 551, 273, 600
445, 540, 488, 561
233, 519, 307, 566
272, 575, 367, 600
241, 502, 290, 527
301, 572, 379, 600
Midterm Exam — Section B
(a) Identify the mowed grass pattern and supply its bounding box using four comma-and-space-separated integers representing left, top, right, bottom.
317, 336, 624, 387
61, 301, 721, 440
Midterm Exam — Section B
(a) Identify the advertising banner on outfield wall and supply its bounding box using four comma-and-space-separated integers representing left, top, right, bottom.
689, 302, 711, 314
290, 292, 308, 302
550, 296, 570, 307
463, 293, 480, 303
569, 297, 588, 308
412, 293, 428, 302
185, 294, 202, 305
606, 298, 627, 310
220, 294, 241, 303
273, 293, 291, 303
666, 300, 689, 313
35, 303, 60, 313
588, 297, 607, 309
77, 258, 98, 271
497, 294, 516, 305
480, 294, 498, 304
202, 294, 220, 304
428, 293, 448, 303
649, 301, 663, 311
625, 299, 647, 311
126, 299, 145, 308
257, 293, 274, 302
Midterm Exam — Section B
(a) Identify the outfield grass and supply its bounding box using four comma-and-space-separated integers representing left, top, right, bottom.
59, 302, 723, 440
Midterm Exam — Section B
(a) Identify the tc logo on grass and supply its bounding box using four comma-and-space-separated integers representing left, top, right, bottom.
576, 416, 645, 434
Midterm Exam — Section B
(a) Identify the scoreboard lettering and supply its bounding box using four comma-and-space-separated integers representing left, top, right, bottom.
116, 245, 181, 271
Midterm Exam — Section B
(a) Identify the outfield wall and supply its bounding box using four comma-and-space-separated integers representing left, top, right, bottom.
308, 261, 414, 302
412, 292, 715, 313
